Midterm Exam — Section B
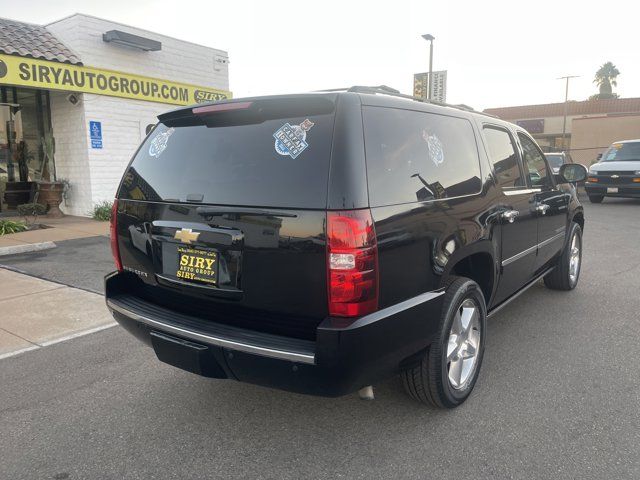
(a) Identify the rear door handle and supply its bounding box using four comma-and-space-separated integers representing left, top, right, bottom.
535, 204, 550, 215
501, 210, 519, 223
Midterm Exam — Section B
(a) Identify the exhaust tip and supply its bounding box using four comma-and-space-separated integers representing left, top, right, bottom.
358, 386, 374, 401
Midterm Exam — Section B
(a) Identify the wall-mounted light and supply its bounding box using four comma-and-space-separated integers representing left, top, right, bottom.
102, 30, 162, 51
213, 55, 229, 72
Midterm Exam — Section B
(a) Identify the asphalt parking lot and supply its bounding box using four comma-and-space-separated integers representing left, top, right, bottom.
1, 197, 639, 480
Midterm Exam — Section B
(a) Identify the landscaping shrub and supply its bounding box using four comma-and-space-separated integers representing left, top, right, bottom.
0, 220, 27, 235
91, 201, 113, 221
17, 202, 47, 225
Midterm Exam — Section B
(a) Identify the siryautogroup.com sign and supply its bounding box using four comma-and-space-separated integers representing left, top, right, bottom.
0, 54, 231, 106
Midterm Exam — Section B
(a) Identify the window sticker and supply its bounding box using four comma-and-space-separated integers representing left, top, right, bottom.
422, 129, 444, 166
273, 119, 315, 159
148, 127, 175, 157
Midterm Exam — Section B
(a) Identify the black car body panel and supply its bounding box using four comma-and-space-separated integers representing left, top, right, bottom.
106, 91, 585, 397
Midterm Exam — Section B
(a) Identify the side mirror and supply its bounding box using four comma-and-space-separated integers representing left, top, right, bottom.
559, 163, 587, 183
596, 153, 602, 160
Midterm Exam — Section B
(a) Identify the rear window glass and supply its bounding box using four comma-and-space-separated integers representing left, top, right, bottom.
119, 101, 335, 209
602, 142, 640, 162
363, 107, 482, 206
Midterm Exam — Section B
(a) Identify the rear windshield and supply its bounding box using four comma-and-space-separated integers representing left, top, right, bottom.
602, 142, 640, 162
119, 98, 335, 208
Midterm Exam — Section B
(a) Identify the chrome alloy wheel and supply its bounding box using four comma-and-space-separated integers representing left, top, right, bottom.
568, 232, 581, 285
446, 299, 481, 390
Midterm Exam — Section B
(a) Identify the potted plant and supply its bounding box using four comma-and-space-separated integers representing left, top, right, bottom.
36, 129, 65, 218
3, 141, 37, 209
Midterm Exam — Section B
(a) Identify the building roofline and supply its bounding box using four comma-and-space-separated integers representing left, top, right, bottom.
0, 15, 44, 27
484, 97, 640, 112
484, 97, 640, 120
45, 13, 228, 56
0, 15, 83, 65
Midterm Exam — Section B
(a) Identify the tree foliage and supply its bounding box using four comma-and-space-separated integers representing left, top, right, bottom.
593, 62, 620, 97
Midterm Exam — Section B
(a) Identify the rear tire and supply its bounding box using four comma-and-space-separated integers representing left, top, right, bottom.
544, 222, 582, 291
402, 277, 486, 408
588, 195, 604, 203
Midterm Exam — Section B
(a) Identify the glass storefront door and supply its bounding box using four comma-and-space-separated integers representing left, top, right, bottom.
0, 86, 51, 212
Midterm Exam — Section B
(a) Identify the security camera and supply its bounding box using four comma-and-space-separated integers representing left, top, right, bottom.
66, 93, 81, 106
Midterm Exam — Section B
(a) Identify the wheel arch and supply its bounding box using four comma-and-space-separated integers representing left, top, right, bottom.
443, 248, 496, 307
572, 210, 585, 231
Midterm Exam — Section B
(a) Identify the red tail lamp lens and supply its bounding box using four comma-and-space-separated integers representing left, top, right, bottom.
327, 210, 378, 317
110, 200, 123, 272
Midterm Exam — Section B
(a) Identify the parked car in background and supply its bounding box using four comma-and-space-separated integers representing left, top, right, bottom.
585, 139, 640, 203
105, 87, 588, 409
545, 151, 573, 174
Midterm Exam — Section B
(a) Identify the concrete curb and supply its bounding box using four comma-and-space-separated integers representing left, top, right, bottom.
0, 241, 56, 257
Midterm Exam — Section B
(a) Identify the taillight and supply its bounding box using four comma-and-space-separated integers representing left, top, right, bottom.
110, 200, 123, 272
327, 209, 378, 317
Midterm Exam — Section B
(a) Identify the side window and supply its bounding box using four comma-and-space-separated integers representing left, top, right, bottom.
483, 127, 525, 189
518, 133, 549, 187
362, 107, 482, 206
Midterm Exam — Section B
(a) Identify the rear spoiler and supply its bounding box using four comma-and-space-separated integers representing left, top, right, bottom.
157, 94, 338, 126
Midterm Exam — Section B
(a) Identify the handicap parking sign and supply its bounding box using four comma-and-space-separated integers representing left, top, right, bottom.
90, 121, 103, 149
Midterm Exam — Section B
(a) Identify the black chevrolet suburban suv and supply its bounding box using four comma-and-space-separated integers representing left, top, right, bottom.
106, 87, 588, 408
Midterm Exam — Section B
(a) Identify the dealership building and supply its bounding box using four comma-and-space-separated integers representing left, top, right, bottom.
0, 14, 230, 216
484, 98, 640, 166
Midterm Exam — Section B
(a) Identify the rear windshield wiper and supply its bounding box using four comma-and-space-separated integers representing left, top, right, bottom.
196, 206, 297, 218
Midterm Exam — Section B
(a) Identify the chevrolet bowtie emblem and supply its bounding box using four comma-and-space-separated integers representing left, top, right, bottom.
610, 174, 620, 179
174, 228, 200, 244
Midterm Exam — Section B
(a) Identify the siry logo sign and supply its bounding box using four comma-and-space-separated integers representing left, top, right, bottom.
194, 90, 229, 103
0, 53, 231, 106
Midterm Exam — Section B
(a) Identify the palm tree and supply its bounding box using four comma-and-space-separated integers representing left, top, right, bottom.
593, 61, 620, 95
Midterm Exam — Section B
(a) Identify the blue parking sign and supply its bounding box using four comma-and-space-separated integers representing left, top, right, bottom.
90, 121, 103, 149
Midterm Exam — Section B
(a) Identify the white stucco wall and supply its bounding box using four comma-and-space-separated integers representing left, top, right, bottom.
82, 94, 167, 204
49, 91, 92, 216
44, 14, 229, 216
46, 14, 229, 91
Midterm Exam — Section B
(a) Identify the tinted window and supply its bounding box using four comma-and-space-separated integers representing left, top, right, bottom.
518, 133, 549, 187
545, 154, 564, 168
119, 106, 335, 208
363, 107, 482, 206
602, 141, 640, 162
483, 127, 524, 189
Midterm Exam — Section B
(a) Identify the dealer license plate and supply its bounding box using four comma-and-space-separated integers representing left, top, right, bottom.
169, 245, 218, 285
607, 187, 618, 193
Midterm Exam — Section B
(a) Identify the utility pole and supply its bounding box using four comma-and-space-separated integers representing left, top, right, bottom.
422, 34, 435, 100
558, 75, 579, 151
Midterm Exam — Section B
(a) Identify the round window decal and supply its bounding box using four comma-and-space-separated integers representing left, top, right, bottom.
148, 127, 175, 158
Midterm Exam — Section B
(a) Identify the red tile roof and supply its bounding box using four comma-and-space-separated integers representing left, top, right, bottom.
484, 97, 640, 120
0, 17, 82, 65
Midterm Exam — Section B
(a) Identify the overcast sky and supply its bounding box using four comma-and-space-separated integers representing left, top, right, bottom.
2, 0, 638, 110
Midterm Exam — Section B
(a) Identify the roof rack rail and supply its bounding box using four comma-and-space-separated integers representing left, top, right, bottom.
317, 85, 498, 118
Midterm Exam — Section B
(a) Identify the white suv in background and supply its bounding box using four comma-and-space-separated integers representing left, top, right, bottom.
585, 140, 640, 203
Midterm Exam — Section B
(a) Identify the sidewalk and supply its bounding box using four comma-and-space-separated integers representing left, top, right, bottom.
0, 215, 109, 253
0, 268, 115, 359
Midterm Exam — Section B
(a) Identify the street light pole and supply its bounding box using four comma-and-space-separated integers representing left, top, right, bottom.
558, 75, 579, 151
422, 34, 435, 100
